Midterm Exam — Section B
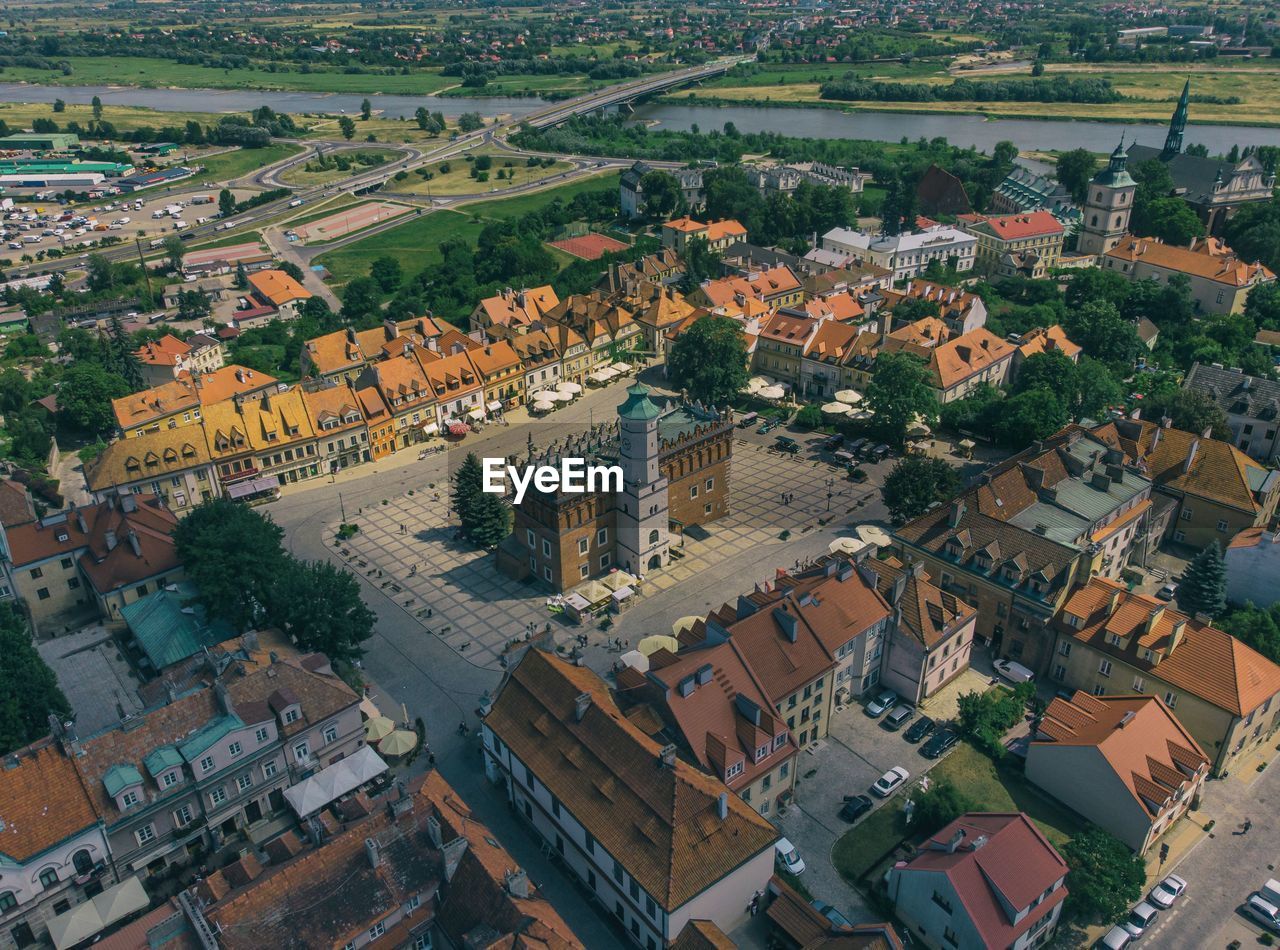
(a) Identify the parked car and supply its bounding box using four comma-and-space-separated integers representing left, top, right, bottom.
839, 794, 873, 822
865, 689, 898, 717
775, 436, 800, 454
904, 716, 936, 743
884, 706, 915, 730
1155, 582, 1177, 602
921, 728, 959, 759
823, 434, 845, 451
737, 411, 758, 429
1148, 874, 1187, 909
846, 437, 869, 455
811, 901, 853, 929
774, 838, 805, 875
1261, 878, 1280, 909
868, 444, 890, 462
993, 658, 1034, 684
1245, 894, 1280, 933
872, 766, 910, 797
1097, 925, 1132, 949
1122, 902, 1159, 938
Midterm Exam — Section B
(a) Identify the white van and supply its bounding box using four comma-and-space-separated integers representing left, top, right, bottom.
993, 658, 1034, 684
1261, 879, 1280, 908
774, 838, 805, 876
1245, 894, 1280, 932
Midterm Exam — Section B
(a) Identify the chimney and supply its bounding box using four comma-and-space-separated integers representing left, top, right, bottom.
659, 744, 677, 768
104, 530, 118, 551
1194, 612, 1213, 625
1183, 438, 1199, 474
945, 829, 966, 853
1168, 618, 1186, 654
235, 368, 245, 383
75, 511, 87, 533
442, 836, 468, 882
214, 681, 233, 715
426, 815, 444, 849
346, 327, 357, 344
717, 792, 729, 820
365, 837, 380, 868
384, 318, 399, 339
947, 499, 966, 528
120, 493, 137, 513
573, 691, 591, 722
127, 530, 142, 557
504, 868, 531, 899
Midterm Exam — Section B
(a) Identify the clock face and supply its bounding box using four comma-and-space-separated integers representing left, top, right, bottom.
622, 438, 631, 451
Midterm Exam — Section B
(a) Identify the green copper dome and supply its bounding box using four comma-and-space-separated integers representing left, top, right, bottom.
618, 382, 661, 421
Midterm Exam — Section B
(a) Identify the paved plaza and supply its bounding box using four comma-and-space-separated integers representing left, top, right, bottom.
327, 435, 894, 675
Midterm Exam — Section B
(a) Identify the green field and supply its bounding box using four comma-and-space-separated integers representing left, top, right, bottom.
445, 73, 595, 98
278, 148, 401, 187
389, 151, 574, 196
315, 170, 621, 285
197, 144, 305, 184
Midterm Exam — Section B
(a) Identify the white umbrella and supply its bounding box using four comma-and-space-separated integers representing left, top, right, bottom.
908, 421, 931, 436
746, 379, 763, 393
551, 389, 574, 402
619, 650, 649, 672
759, 385, 785, 400
528, 390, 553, 402
856, 524, 893, 547
532, 400, 555, 412
467, 407, 486, 420
828, 537, 867, 556
750, 376, 775, 387
557, 381, 582, 394
822, 402, 851, 415
835, 389, 863, 405
611, 361, 632, 372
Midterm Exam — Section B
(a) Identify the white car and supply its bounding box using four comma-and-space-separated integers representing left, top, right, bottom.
774, 838, 805, 875
871, 766, 909, 797
1122, 901, 1159, 938
1148, 874, 1187, 908
1246, 894, 1280, 932
993, 658, 1034, 684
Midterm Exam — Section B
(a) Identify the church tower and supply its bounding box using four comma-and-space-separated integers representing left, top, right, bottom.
615, 383, 669, 576
1162, 80, 1190, 160
1077, 138, 1136, 256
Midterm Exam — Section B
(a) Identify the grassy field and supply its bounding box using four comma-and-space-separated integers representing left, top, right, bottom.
197, 144, 305, 184
277, 148, 402, 187
315, 170, 621, 285
445, 73, 594, 98
0, 101, 229, 135
0, 56, 458, 95
390, 151, 574, 196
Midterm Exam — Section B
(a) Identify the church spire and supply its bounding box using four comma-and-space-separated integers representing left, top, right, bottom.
1162, 79, 1190, 160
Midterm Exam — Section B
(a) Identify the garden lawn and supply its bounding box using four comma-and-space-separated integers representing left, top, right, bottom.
313, 209, 483, 286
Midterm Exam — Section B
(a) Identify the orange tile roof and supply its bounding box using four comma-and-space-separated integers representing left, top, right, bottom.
797, 290, 864, 323
474, 285, 559, 329
705, 219, 748, 242
301, 382, 368, 434
1018, 325, 1081, 362
759, 310, 816, 345
1034, 691, 1207, 818
803, 320, 863, 365
700, 265, 802, 309
371, 354, 433, 408
134, 333, 191, 367
485, 649, 777, 911
467, 339, 521, 378
929, 327, 1016, 390
0, 739, 100, 863
247, 269, 312, 306
664, 216, 707, 233
886, 316, 951, 349
1105, 236, 1276, 287
1058, 577, 1280, 716
416, 348, 481, 398
970, 210, 1064, 241
862, 556, 975, 650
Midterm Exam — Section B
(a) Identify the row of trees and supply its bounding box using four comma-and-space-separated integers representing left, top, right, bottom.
820, 75, 1122, 105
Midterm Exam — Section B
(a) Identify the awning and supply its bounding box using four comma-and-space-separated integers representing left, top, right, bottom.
421, 422, 440, 435
48, 876, 150, 950
487, 400, 503, 411
226, 475, 279, 500
283, 745, 388, 818
611, 361, 632, 372
467, 407, 486, 420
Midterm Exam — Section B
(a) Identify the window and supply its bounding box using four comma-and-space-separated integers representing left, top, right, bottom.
544, 566, 553, 582
262, 760, 278, 779
369, 920, 386, 941
72, 850, 93, 875
1164, 691, 1178, 708
237, 774, 253, 793
161, 770, 178, 788
284, 709, 300, 724
36, 588, 49, 600
135, 824, 155, 845
175, 804, 193, 827
39, 867, 58, 888
578, 538, 588, 556
1217, 519, 1229, 533
324, 724, 338, 744
542, 539, 551, 557
706, 478, 714, 492
1098, 659, 1112, 677
0, 892, 15, 913
408, 893, 421, 912
597, 528, 608, 545
726, 761, 743, 780
600, 553, 611, 570
255, 727, 270, 743
579, 565, 589, 579
1180, 508, 1193, 521
60, 557, 72, 570
67, 577, 80, 590
294, 742, 310, 760
29, 566, 42, 579
199, 755, 215, 773
526, 529, 536, 549
209, 787, 227, 806
690, 485, 699, 499
228, 741, 242, 757
1133, 676, 1146, 692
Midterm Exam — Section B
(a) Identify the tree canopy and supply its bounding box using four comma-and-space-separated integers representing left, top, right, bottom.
1062, 828, 1146, 923
0, 603, 70, 756
867, 352, 937, 448
175, 498, 287, 632
1177, 541, 1226, 619
883, 456, 960, 523
667, 316, 749, 406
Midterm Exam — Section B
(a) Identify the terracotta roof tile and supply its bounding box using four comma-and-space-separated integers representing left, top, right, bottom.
0, 739, 100, 863
1105, 236, 1275, 287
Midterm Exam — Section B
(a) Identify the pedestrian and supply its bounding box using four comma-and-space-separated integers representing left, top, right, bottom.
1245, 817, 1253, 834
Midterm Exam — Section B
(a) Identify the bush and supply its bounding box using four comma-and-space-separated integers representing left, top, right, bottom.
794, 404, 825, 429
955, 683, 1033, 759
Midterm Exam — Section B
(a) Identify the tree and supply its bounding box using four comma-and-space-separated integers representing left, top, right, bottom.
992, 389, 1068, 447
866, 352, 937, 447
338, 116, 356, 140
1132, 196, 1205, 245
639, 170, 682, 220
163, 234, 186, 274
1138, 388, 1229, 439
0, 603, 70, 756
666, 316, 748, 406
268, 559, 374, 663
883, 456, 960, 523
370, 256, 403, 293
909, 780, 976, 836
794, 404, 825, 429
360, 98, 372, 121
341, 276, 382, 323
1062, 828, 1146, 922
956, 681, 1033, 759
1056, 148, 1097, 205
1014, 350, 1077, 400
1220, 602, 1280, 662
451, 450, 483, 521
457, 112, 484, 133
414, 106, 432, 131
1072, 358, 1124, 419
218, 188, 236, 217
56, 362, 131, 434
175, 498, 287, 631
894, 297, 939, 323
52, 98, 65, 113
679, 236, 722, 293
235, 261, 248, 290
91, 95, 102, 119
177, 289, 211, 321
1224, 198, 1280, 272
468, 489, 511, 548
1177, 541, 1226, 619
106, 314, 144, 390
1064, 300, 1142, 371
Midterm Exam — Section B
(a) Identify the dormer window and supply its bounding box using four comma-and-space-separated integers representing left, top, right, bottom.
773, 732, 787, 749
755, 744, 769, 762
121, 790, 139, 808
284, 708, 300, 724
726, 761, 744, 780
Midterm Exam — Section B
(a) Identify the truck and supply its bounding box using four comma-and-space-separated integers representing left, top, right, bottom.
191, 195, 214, 205
172, 220, 187, 230
165, 204, 183, 217
151, 210, 167, 219
288, 198, 305, 208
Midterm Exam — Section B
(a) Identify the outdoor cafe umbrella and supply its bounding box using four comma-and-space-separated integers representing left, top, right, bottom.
557, 381, 582, 394
379, 730, 418, 757
828, 537, 867, 557
821, 402, 851, 415
638, 634, 682, 657
532, 399, 555, 412
528, 391, 553, 402
672, 615, 701, 636
759, 385, 785, 401
856, 524, 893, 548
363, 716, 395, 743
551, 389, 574, 402
834, 389, 863, 405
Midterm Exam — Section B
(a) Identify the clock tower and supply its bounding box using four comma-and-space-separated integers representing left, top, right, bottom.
615, 383, 669, 576
1077, 138, 1136, 256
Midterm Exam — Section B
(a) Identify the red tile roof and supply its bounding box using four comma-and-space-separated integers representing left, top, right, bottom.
0, 739, 100, 863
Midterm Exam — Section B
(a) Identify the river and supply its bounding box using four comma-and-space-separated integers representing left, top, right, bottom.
0, 82, 546, 120
631, 102, 1280, 154
6, 80, 1280, 154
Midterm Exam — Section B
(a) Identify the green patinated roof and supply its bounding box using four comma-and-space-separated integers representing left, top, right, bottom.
103, 764, 143, 798
178, 714, 244, 761
122, 581, 234, 671
143, 745, 184, 778
618, 383, 661, 421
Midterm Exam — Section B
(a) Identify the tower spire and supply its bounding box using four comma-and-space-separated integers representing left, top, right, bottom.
1162, 79, 1189, 160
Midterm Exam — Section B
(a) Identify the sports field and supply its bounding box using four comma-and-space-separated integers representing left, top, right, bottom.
549, 233, 630, 260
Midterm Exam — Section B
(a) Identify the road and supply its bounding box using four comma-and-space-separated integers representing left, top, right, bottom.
3, 58, 741, 282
